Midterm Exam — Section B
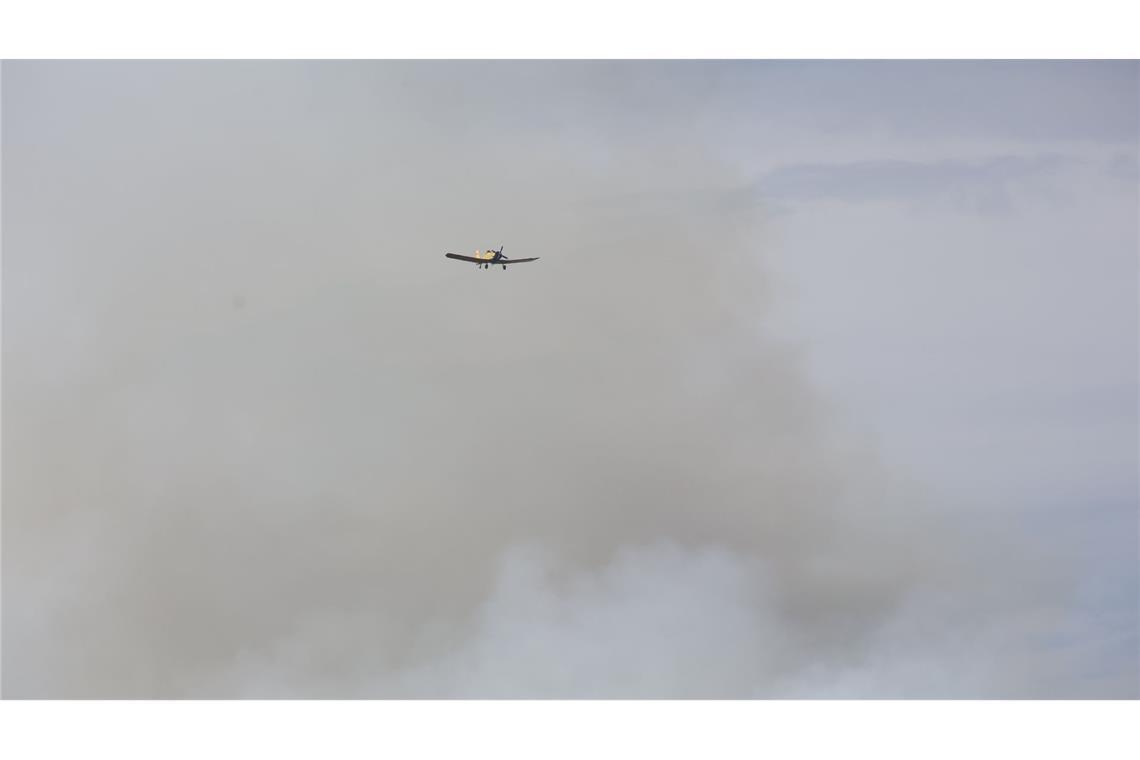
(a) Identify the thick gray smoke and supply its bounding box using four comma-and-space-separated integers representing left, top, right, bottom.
2, 61, 1133, 697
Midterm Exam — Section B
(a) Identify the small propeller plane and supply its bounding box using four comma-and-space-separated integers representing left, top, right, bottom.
445, 245, 539, 270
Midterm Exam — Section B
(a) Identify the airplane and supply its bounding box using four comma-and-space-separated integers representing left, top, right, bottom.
445, 245, 539, 270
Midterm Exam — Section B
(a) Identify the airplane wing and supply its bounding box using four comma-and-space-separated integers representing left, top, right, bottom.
445, 253, 487, 263
505, 257, 540, 263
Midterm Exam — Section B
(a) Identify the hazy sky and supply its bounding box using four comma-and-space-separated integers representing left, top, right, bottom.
2, 61, 1137, 697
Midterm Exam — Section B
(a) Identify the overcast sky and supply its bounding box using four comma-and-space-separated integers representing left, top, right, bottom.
2, 61, 1137, 697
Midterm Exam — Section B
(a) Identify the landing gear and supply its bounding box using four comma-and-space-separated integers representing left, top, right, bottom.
502, 265, 507, 270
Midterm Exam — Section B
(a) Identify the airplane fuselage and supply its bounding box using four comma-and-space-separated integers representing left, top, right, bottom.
475, 248, 505, 268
